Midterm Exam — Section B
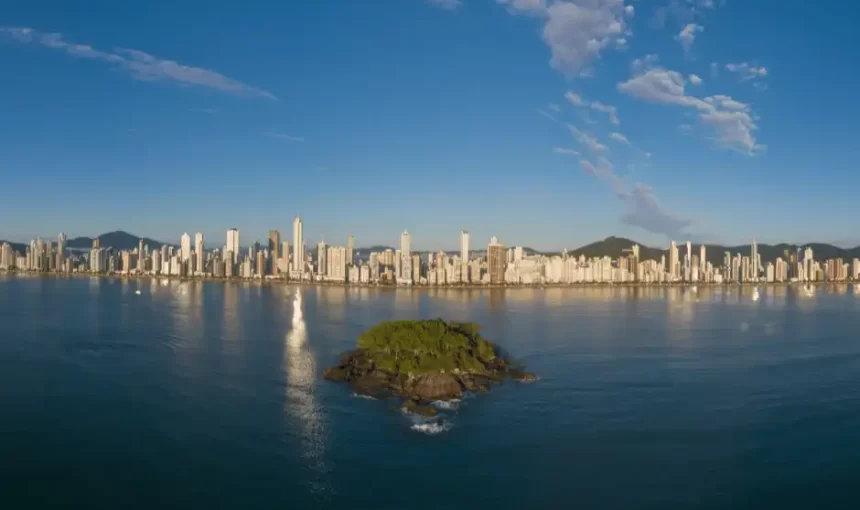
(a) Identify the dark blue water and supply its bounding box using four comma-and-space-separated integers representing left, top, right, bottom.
2, 276, 859, 509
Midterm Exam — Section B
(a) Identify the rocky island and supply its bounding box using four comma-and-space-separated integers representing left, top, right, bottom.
323, 319, 536, 417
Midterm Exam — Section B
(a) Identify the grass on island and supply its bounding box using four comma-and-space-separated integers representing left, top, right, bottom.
357, 319, 499, 376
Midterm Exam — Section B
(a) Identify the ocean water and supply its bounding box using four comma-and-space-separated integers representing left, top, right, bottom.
1, 276, 860, 509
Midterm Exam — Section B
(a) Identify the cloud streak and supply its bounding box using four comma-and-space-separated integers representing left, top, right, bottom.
0, 27, 277, 100
580, 157, 693, 239
675, 23, 703, 54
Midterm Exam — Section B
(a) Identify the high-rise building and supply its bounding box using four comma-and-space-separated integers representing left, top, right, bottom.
281, 241, 290, 273
317, 241, 327, 276
227, 228, 240, 264
195, 233, 204, 274
699, 245, 706, 274
57, 233, 66, 272
400, 230, 411, 257
181, 233, 191, 263
326, 245, 346, 281
514, 246, 524, 262
460, 230, 470, 264
292, 217, 304, 273
669, 241, 679, 281
268, 230, 280, 275
347, 235, 354, 266
751, 240, 758, 281
487, 236, 506, 284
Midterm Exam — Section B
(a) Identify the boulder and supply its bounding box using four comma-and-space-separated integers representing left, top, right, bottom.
352, 375, 394, 400
406, 373, 464, 401
509, 370, 537, 382
400, 400, 438, 418
322, 366, 347, 382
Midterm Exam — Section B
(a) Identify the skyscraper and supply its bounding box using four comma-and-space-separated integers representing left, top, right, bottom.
181, 233, 191, 262
138, 239, 145, 272
487, 236, 506, 284
460, 230, 469, 263
292, 217, 304, 273
400, 230, 411, 257
268, 230, 280, 275
195, 233, 204, 274
699, 245, 706, 274
751, 240, 758, 281
346, 235, 355, 266
317, 241, 327, 277
57, 232, 66, 272
227, 228, 240, 264
669, 241, 679, 281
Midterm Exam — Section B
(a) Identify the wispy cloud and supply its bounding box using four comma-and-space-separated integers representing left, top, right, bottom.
617, 64, 765, 155
580, 156, 693, 239
428, 0, 463, 10
553, 147, 580, 156
498, 0, 631, 76
675, 23, 703, 55
547, 103, 561, 112
265, 130, 305, 142
689, 74, 703, 85
0, 27, 277, 100
725, 62, 768, 81
609, 132, 631, 145
566, 92, 620, 125
568, 124, 608, 154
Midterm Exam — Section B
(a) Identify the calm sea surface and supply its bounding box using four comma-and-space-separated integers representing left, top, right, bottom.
1, 275, 860, 509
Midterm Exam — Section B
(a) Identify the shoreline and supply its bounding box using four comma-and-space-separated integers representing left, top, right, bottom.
1, 270, 852, 289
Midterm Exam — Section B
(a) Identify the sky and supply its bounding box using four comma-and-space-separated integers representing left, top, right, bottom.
1, 0, 858, 251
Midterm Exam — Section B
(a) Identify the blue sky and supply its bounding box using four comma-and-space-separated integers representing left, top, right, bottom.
1, 0, 857, 250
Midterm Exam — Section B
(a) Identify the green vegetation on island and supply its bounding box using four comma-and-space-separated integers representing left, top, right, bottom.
323, 319, 536, 411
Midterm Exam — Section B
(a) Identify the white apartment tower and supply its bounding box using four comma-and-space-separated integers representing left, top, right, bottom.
227, 228, 240, 264
292, 217, 304, 272
347, 235, 354, 266
460, 230, 470, 264
181, 233, 191, 262
669, 241, 679, 281
195, 233, 204, 274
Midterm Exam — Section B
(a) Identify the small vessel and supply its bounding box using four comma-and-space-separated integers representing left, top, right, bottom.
752, 287, 760, 302
135, 290, 141, 295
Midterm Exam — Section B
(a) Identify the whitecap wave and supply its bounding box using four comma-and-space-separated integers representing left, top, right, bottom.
431, 399, 461, 410
352, 393, 377, 400
411, 420, 453, 435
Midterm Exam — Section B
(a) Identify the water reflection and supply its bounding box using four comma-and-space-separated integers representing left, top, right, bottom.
284, 289, 330, 496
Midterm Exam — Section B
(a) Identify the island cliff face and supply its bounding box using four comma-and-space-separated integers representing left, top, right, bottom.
323, 320, 535, 413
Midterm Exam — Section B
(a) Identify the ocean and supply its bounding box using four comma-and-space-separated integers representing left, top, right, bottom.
1, 275, 859, 509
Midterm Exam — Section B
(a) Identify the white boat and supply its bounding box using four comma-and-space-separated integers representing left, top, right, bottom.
135, 290, 141, 295
752, 287, 760, 302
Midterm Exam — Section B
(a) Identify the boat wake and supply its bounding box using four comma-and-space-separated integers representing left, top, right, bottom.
352, 393, 377, 400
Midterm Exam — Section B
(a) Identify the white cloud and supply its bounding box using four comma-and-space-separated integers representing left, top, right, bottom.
675, 23, 703, 54
265, 131, 305, 142
590, 100, 620, 125
617, 67, 764, 154
548, 103, 562, 112
565, 91, 585, 106
537, 108, 560, 122
0, 27, 277, 100
567, 91, 620, 124
609, 132, 630, 144
554, 147, 580, 155
428, 0, 463, 10
625, 5, 635, 16
499, 0, 631, 76
725, 62, 768, 81
568, 124, 609, 153
689, 74, 702, 85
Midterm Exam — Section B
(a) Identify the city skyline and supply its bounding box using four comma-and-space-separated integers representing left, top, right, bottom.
2, 2, 857, 248
6, 221, 860, 285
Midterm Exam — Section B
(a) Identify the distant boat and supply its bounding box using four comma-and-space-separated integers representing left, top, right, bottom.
135, 290, 141, 295
752, 287, 760, 302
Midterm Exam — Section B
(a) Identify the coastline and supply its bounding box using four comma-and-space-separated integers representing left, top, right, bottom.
0, 270, 850, 289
